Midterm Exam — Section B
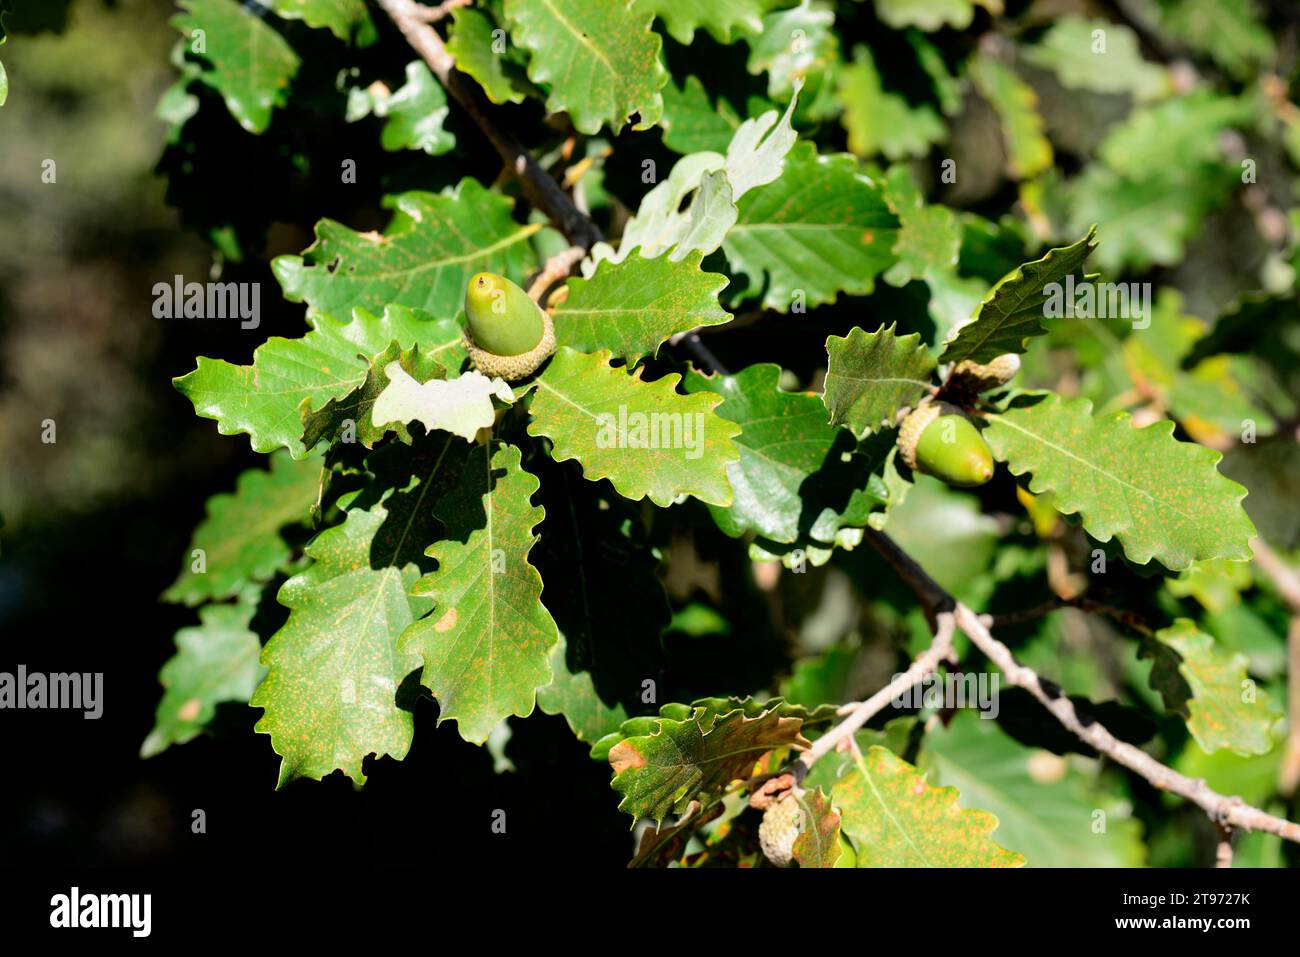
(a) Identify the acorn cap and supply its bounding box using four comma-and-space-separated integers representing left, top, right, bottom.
898, 399, 995, 487
465, 309, 556, 381
758, 792, 804, 867
949, 353, 1021, 394
898, 400, 945, 471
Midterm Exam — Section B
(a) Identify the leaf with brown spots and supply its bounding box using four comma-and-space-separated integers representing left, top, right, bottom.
834, 746, 1025, 867
984, 392, 1256, 570
398, 443, 560, 744
251, 504, 433, 787
791, 788, 842, 868
1143, 619, 1280, 756
142, 593, 266, 758
608, 704, 810, 826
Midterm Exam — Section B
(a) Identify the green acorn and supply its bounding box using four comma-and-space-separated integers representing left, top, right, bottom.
898, 400, 994, 488
758, 791, 804, 867
463, 272, 556, 381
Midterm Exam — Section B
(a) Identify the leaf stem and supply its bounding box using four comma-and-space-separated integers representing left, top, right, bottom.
375, 0, 604, 250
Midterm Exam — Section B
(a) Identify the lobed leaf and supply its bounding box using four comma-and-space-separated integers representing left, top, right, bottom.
527, 348, 741, 507
984, 393, 1256, 570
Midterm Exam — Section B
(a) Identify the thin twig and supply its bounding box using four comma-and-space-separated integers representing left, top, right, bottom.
526, 246, 584, 306
862, 528, 1300, 847
1253, 536, 1300, 612
375, 0, 603, 250
795, 612, 957, 780
988, 595, 1154, 637
1251, 536, 1300, 797
1215, 824, 1234, 868
410, 0, 470, 23
1281, 616, 1300, 798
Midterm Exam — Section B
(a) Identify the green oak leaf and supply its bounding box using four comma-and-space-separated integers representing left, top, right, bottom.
534, 458, 670, 743
503, 0, 666, 135
592, 695, 833, 763
527, 348, 741, 507
681, 696, 841, 725
633, 0, 780, 44
968, 53, 1051, 180
984, 393, 1256, 570
553, 251, 730, 361
792, 788, 843, 868
371, 367, 514, 442
272, 180, 539, 320
1022, 16, 1168, 100
723, 143, 899, 310
0, 58, 7, 108
879, 166, 985, 337
1098, 92, 1256, 179
164, 450, 322, 606
823, 325, 936, 438
834, 745, 1025, 867
747, 0, 839, 122
399, 443, 559, 744
939, 228, 1097, 364
907, 29, 962, 115
1066, 164, 1237, 274
595, 89, 800, 265
1160, 0, 1274, 80
1143, 619, 1279, 757
175, 306, 464, 457
300, 340, 448, 451
838, 45, 945, 161
347, 60, 455, 155
608, 705, 809, 825
924, 711, 1145, 867
267, 0, 376, 45
171, 0, 300, 135
883, 165, 961, 284
1123, 290, 1280, 446
446, 6, 528, 105
252, 497, 436, 786
874, 0, 974, 31
141, 595, 266, 758
660, 75, 766, 155
685, 363, 890, 543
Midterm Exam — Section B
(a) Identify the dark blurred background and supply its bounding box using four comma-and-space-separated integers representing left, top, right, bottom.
0, 0, 634, 869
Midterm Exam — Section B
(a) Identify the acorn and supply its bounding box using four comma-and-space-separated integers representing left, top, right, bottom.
758, 791, 804, 867
463, 271, 556, 381
898, 399, 995, 488
948, 353, 1020, 394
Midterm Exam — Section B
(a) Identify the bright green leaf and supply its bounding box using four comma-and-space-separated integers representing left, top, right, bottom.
399, 443, 559, 744
835, 745, 1025, 867
724, 143, 899, 310
142, 596, 266, 758
823, 325, 936, 438
553, 251, 730, 361
503, 0, 666, 135
273, 180, 539, 320
164, 451, 322, 606
984, 393, 1256, 569
527, 348, 741, 507
171, 0, 300, 134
